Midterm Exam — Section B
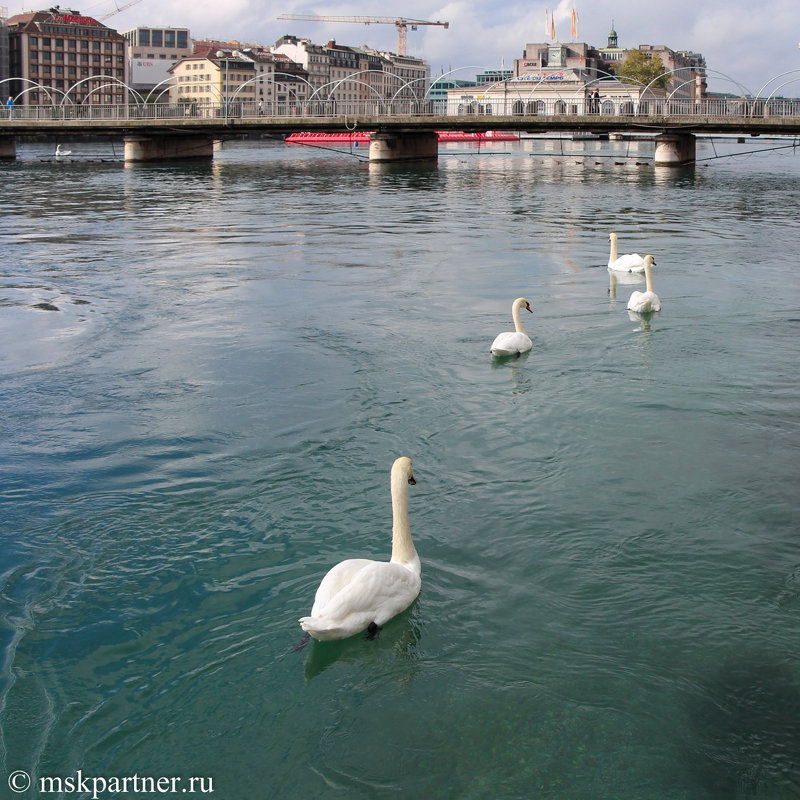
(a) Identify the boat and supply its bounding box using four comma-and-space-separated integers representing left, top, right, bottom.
286, 131, 519, 145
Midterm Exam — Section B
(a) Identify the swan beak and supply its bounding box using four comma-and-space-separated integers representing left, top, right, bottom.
525, 303, 533, 313
408, 474, 416, 485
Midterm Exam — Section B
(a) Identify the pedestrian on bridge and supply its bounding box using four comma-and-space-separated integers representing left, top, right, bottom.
6, 96, 14, 119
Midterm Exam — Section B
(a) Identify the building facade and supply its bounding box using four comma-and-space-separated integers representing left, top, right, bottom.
123, 26, 192, 98
447, 28, 706, 116
169, 48, 287, 114
1, 6, 9, 88
7, 8, 128, 105
274, 33, 429, 106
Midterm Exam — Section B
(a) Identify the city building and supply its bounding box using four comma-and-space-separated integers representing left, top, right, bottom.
1, 6, 9, 88
6, 7, 128, 105
447, 26, 706, 116
476, 69, 512, 87
428, 76, 475, 113
273, 34, 327, 91
274, 33, 430, 105
168, 48, 287, 114
122, 26, 192, 98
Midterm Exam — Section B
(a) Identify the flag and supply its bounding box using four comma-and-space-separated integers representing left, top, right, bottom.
551, 13, 556, 40
571, 8, 578, 38
545, 8, 550, 37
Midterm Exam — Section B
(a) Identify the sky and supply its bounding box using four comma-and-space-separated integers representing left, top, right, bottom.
9, 0, 800, 95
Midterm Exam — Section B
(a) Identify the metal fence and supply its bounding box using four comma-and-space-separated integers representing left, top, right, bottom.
4, 96, 800, 122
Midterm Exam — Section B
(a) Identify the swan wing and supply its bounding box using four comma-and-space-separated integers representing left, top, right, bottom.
491, 331, 532, 356
309, 558, 375, 612
609, 252, 646, 272
300, 560, 421, 640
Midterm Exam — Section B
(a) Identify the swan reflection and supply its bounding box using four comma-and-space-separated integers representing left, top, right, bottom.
302, 605, 422, 682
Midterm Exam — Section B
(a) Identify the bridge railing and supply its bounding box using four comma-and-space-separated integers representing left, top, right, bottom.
4, 97, 800, 122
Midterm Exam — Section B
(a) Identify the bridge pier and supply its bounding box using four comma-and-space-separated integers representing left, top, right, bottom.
0, 137, 16, 160
654, 133, 696, 166
369, 131, 438, 163
123, 134, 214, 163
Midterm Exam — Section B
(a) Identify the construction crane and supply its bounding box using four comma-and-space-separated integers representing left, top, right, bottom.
96, 0, 144, 21
277, 14, 449, 56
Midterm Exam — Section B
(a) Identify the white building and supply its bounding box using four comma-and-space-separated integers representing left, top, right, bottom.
123, 26, 192, 99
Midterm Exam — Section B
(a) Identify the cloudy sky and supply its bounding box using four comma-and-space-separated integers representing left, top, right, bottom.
12, 0, 800, 95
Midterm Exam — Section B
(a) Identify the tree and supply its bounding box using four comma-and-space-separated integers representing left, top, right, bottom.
616, 50, 669, 89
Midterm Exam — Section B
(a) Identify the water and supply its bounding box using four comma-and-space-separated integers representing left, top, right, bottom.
2, 136, 799, 799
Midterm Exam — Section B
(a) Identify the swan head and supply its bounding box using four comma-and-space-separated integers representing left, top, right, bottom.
392, 456, 416, 485
608, 232, 617, 244
643, 255, 656, 267
513, 297, 533, 314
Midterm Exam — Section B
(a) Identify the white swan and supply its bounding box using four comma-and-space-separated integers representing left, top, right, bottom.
490, 297, 533, 356
299, 456, 420, 641
626, 256, 661, 312
55, 144, 71, 157
608, 232, 647, 273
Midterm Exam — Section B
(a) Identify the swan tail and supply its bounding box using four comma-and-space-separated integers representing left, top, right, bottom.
299, 615, 367, 641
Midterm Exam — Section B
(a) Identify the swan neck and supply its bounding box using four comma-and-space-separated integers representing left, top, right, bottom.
609, 236, 618, 263
390, 474, 416, 565
512, 302, 526, 334
644, 262, 655, 293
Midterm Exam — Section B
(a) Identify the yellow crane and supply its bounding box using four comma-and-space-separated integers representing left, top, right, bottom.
96, 0, 145, 21
277, 14, 449, 56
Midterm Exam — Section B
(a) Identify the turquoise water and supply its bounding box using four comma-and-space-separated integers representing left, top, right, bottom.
2, 137, 799, 799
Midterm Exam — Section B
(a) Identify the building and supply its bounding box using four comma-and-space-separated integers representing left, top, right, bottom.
429, 76, 475, 113
6, 7, 128, 105
1, 6, 9, 88
476, 69, 512, 87
273, 34, 327, 93
596, 25, 706, 100
122, 26, 192, 99
168, 48, 285, 114
274, 33, 429, 106
447, 27, 705, 116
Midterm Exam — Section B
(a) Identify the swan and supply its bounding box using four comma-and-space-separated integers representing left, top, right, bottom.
55, 144, 71, 157
608, 232, 647, 273
490, 297, 533, 356
626, 256, 661, 312
299, 456, 421, 641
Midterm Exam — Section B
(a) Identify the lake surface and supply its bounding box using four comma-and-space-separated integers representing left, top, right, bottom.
2, 135, 799, 799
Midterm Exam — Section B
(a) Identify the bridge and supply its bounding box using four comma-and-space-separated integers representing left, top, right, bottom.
2, 97, 799, 165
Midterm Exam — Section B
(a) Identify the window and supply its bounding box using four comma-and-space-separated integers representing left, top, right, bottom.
139, 30, 150, 45
42, 37, 51, 46
30, 36, 38, 45
177, 31, 188, 48
68, 39, 76, 49
151, 30, 162, 46
55, 38, 64, 47
164, 30, 175, 46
